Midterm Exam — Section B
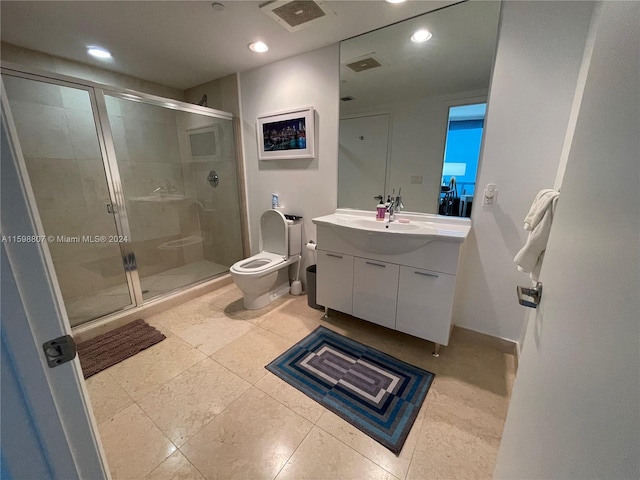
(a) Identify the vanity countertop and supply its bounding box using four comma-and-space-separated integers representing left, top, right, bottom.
312, 208, 471, 243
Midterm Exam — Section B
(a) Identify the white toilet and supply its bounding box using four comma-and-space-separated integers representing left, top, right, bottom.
230, 210, 301, 310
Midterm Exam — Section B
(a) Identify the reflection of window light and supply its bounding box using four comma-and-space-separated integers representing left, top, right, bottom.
442, 163, 467, 176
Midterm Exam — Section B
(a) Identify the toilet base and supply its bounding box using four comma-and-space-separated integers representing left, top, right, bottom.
242, 281, 290, 310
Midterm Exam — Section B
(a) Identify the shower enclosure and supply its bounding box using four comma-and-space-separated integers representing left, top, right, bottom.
1, 67, 246, 327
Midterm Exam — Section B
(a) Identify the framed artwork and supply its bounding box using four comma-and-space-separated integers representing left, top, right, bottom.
257, 107, 314, 160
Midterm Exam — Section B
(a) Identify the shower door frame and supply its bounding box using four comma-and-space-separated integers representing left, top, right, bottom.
1, 62, 249, 326
0, 67, 141, 318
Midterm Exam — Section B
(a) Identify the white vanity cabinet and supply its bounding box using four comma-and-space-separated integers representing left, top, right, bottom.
313, 209, 471, 352
316, 250, 354, 315
353, 257, 399, 329
395, 266, 456, 345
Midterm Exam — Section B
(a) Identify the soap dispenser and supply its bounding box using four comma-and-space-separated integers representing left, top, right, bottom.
373, 194, 385, 220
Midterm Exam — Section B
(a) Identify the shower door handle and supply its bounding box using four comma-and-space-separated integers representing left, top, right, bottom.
106, 203, 118, 214
123, 252, 137, 272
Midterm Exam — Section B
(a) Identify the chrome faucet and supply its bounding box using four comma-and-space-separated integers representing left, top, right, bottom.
387, 188, 404, 222
395, 188, 404, 213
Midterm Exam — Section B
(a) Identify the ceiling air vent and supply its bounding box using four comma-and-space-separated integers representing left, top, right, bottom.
345, 54, 383, 73
261, 1, 336, 33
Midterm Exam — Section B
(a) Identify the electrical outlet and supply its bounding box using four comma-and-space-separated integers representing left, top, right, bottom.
410, 175, 423, 184
483, 184, 498, 207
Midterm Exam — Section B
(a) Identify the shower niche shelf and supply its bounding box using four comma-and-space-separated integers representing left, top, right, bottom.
130, 194, 190, 203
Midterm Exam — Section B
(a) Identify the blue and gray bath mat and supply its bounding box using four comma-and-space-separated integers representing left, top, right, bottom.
265, 326, 434, 454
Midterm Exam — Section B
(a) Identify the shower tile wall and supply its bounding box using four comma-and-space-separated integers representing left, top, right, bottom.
177, 113, 243, 268
106, 97, 205, 280
5, 67, 245, 324
4, 78, 128, 304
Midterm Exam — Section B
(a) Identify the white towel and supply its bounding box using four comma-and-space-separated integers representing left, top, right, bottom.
514, 189, 560, 281
523, 189, 557, 231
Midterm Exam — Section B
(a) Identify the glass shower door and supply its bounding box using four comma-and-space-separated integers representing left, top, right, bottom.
2, 74, 134, 326
103, 94, 244, 300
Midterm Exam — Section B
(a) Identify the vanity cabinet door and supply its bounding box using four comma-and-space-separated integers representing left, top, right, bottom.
353, 257, 399, 330
317, 250, 354, 315
396, 266, 456, 345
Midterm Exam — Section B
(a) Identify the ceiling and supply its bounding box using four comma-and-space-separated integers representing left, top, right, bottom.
340, 0, 501, 108
0, 0, 462, 90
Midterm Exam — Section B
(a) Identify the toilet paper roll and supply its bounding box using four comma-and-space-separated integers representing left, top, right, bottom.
306, 242, 317, 251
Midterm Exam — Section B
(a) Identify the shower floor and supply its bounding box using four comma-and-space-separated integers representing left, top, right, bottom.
66, 260, 229, 327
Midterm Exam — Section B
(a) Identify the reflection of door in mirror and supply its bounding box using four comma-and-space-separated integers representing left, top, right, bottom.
338, 114, 390, 210
338, 0, 500, 214
440, 103, 486, 218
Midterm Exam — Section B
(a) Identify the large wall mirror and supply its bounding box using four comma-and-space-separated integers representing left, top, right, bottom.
338, 0, 501, 216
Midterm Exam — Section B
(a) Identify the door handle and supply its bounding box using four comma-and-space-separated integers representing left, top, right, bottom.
517, 282, 542, 309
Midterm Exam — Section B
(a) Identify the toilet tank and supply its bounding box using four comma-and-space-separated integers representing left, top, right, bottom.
287, 220, 302, 256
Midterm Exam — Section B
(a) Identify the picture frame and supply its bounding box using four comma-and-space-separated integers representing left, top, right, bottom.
257, 107, 315, 160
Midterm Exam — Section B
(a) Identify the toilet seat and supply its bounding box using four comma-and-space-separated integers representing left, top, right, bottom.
230, 251, 285, 275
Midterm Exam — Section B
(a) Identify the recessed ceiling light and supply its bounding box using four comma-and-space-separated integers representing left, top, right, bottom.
385, 0, 406, 3
86, 46, 112, 59
410, 29, 432, 43
248, 41, 269, 53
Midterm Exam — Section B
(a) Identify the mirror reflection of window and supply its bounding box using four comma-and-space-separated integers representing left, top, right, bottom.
440, 103, 486, 218
337, 0, 500, 215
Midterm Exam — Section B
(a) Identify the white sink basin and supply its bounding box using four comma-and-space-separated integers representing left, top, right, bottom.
312, 209, 471, 254
351, 217, 424, 232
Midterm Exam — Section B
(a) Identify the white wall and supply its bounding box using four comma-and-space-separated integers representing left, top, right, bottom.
238, 45, 340, 284
454, 0, 595, 342
495, 2, 640, 477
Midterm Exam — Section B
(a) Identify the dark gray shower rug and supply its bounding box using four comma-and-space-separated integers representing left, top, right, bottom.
77, 319, 165, 378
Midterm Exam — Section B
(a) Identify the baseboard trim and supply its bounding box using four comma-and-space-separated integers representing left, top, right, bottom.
452, 325, 519, 370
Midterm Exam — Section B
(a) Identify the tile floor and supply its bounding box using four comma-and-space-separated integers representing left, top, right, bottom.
67, 260, 228, 326
85, 283, 516, 480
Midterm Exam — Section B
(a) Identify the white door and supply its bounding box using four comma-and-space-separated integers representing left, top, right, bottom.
495, 2, 639, 478
1, 91, 109, 478
338, 114, 390, 210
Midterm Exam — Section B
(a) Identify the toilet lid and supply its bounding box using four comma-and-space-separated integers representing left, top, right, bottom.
260, 209, 288, 257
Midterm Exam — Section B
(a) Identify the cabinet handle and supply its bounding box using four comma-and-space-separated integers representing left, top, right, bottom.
415, 271, 439, 278
326, 253, 343, 259
365, 261, 386, 268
